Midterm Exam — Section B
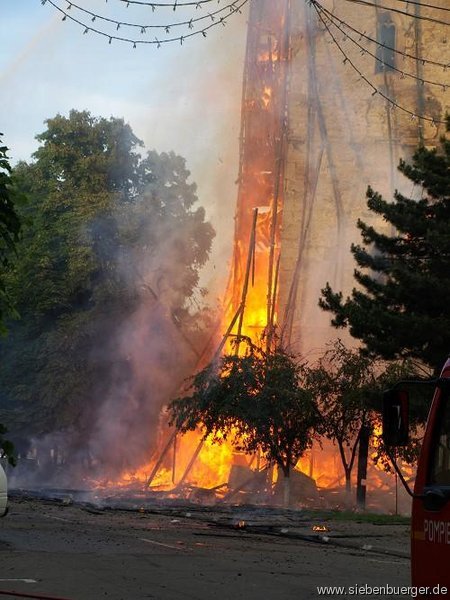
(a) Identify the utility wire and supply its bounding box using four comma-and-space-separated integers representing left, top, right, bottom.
317, 4, 448, 90
342, 0, 450, 26
311, 0, 446, 124
387, 0, 450, 12
315, 2, 450, 70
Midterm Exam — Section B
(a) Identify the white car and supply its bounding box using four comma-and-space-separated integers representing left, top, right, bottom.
0, 464, 7, 517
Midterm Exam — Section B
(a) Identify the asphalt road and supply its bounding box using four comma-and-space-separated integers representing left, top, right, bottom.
0, 496, 410, 600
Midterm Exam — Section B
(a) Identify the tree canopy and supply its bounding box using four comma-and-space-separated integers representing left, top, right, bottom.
0, 134, 23, 334
169, 340, 321, 504
304, 340, 425, 497
320, 136, 450, 373
0, 110, 215, 462
304, 340, 376, 493
0, 134, 23, 465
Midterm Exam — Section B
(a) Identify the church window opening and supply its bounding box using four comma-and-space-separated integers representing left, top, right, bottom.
376, 13, 396, 73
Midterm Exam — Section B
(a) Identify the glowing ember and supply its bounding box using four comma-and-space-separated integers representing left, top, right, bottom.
312, 525, 330, 532
262, 86, 272, 108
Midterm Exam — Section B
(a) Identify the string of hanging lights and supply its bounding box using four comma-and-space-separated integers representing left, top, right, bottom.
55, 0, 240, 31
40, 0, 248, 47
115, 0, 223, 7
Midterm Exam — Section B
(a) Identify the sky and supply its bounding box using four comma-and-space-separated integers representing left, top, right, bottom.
0, 0, 249, 295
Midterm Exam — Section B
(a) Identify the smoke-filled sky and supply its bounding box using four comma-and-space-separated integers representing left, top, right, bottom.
1, 0, 249, 294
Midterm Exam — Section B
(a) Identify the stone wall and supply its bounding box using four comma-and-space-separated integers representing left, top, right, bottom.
278, 0, 450, 356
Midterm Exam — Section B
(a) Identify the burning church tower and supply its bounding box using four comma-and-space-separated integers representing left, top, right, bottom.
227, 0, 450, 354
136, 0, 450, 498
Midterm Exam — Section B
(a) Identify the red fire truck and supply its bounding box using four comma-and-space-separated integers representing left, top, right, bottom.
383, 357, 450, 595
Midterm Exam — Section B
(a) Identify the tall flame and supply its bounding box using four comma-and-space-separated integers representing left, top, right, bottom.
104, 2, 293, 496
103, 1, 409, 511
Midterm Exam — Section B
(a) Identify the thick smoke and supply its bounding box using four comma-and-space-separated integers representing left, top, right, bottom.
4, 2, 248, 489
8, 167, 215, 490
86, 207, 206, 479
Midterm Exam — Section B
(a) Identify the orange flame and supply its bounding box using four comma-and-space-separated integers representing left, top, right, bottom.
98, 2, 412, 510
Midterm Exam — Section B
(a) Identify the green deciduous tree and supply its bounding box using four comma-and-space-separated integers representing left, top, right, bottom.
369, 359, 430, 476
0, 134, 25, 464
320, 136, 450, 374
9, 110, 143, 324
0, 134, 23, 333
305, 341, 425, 503
305, 340, 376, 496
0, 110, 215, 448
169, 340, 321, 506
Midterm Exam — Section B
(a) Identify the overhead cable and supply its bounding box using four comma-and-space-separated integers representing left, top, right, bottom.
342, 0, 450, 26
315, 2, 450, 70
387, 0, 450, 13
311, 0, 447, 124
317, 4, 448, 90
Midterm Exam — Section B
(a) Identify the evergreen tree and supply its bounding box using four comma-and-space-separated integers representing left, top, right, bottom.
320, 135, 450, 373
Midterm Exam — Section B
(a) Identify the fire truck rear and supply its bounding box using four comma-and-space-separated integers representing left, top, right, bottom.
383, 357, 450, 595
